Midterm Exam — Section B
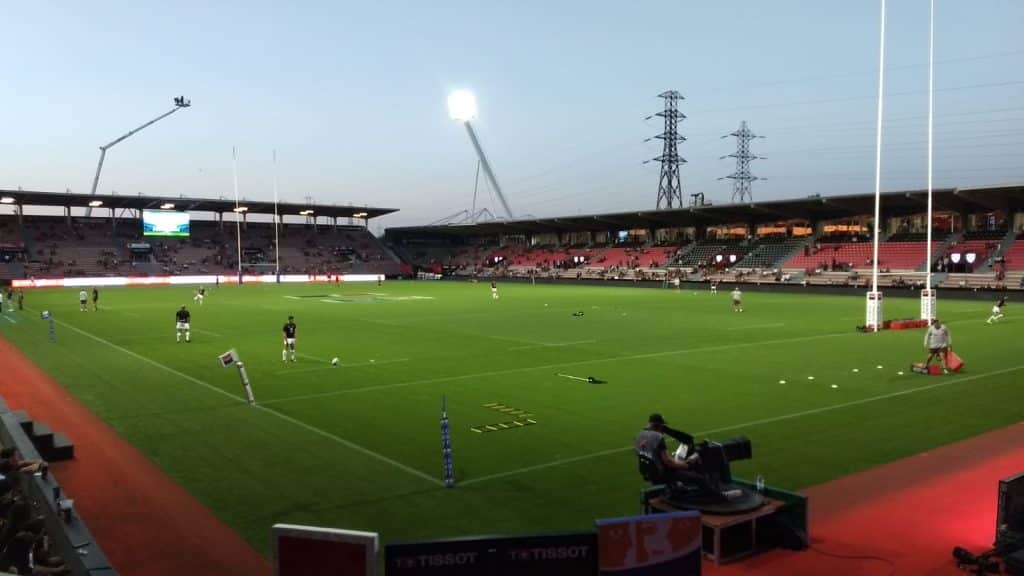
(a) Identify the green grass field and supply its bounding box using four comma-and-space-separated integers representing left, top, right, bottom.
2, 281, 1022, 554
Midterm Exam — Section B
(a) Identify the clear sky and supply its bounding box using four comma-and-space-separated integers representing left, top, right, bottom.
3, 1, 1022, 230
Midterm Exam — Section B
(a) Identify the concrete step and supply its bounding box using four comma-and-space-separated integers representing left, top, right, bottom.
47, 432, 74, 462
11, 410, 32, 435
29, 421, 54, 452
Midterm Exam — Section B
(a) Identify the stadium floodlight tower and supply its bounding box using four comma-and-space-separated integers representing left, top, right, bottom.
87, 96, 192, 216
447, 90, 514, 220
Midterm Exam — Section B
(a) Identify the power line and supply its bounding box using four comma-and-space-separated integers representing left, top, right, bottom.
689, 79, 1024, 115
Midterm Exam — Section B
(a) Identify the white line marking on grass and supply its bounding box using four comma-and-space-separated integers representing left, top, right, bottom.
262, 330, 859, 405
459, 446, 632, 486
341, 358, 410, 368
193, 328, 222, 338
41, 313, 442, 487
249, 404, 442, 486
275, 358, 409, 375
2, 315, 16, 324
298, 352, 329, 362
508, 340, 597, 351
460, 364, 1024, 486
727, 323, 785, 331
50, 318, 246, 403
275, 366, 335, 375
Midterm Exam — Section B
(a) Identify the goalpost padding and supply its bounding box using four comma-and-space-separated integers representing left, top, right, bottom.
920, 288, 936, 321
865, 291, 883, 332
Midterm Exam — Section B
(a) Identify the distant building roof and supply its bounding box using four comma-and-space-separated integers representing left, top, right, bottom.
0, 189, 397, 220
386, 184, 1024, 237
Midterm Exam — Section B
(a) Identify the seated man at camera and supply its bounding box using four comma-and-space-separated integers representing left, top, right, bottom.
635, 413, 719, 495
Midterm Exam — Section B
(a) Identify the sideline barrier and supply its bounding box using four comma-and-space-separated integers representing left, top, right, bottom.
12, 273, 385, 289
0, 397, 115, 575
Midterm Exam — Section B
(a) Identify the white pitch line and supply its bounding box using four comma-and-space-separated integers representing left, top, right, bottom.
727, 323, 785, 331
250, 404, 441, 486
41, 313, 442, 487
261, 330, 858, 405
2, 315, 16, 324
341, 358, 410, 368
193, 328, 222, 337
275, 358, 410, 375
275, 365, 336, 376
507, 340, 597, 351
460, 363, 1024, 486
298, 352, 329, 362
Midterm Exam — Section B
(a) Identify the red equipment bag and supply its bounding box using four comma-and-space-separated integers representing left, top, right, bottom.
945, 349, 964, 373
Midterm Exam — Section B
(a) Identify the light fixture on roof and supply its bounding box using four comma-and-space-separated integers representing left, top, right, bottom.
299, 209, 314, 216
233, 206, 248, 213
160, 203, 175, 209
0, 197, 14, 204
353, 212, 368, 218
88, 200, 103, 207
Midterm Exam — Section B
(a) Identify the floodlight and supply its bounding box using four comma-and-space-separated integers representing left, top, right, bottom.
0, 197, 14, 204
160, 203, 175, 209
446, 89, 514, 219
353, 212, 368, 218
88, 200, 103, 207
299, 209, 314, 216
233, 206, 248, 213
447, 90, 478, 122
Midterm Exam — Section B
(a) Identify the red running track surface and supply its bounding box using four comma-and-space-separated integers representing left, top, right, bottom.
708, 421, 1024, 575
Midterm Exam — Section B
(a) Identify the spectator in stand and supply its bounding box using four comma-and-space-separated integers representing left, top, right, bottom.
0, 448, 46, 475
0, 501, 31, 552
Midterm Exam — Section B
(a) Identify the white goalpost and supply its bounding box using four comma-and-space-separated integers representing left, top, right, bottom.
273, 149, 281, 281
920, 0, 937, 322
866, 0, 888, 333
232, 147, 243, 282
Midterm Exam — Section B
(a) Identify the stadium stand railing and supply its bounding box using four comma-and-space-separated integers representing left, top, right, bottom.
673, 239, 741, 267
735, 236, 810, 269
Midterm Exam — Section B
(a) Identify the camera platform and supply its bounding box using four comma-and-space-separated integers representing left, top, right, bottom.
641, 480, 809, 565
658, 484, 766, 515
647, 493, 782, 564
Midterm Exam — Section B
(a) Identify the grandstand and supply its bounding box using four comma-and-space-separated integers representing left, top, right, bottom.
0, 190, 402, 281
4, 186, 1020, 293
387, 184, 1024, 291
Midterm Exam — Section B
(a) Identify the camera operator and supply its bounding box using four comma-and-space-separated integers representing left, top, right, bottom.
635, 413, 717, 494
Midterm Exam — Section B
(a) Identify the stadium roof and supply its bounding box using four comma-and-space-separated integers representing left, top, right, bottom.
0, 189, 398, 220
387, 184, 1024, 237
